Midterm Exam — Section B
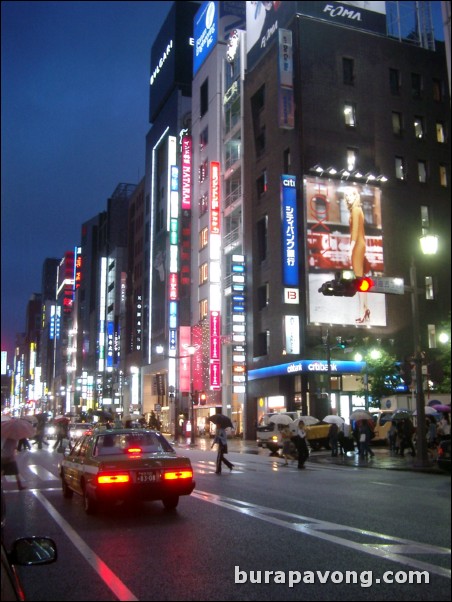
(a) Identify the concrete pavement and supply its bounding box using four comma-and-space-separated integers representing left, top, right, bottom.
170, 435, 446, 474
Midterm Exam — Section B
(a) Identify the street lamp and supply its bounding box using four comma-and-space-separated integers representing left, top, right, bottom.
155, 344, 197, 445
410, 234, 438, 469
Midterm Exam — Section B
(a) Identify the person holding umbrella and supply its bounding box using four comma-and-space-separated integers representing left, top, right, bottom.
1, 419, 33, 490
211, 426, 234, 474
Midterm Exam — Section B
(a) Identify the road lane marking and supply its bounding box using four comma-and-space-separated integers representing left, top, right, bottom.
31, 489, 139, 602
192, 489, 451, 579
27, 465, 59, 480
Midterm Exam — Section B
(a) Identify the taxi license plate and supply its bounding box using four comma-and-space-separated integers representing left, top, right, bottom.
136, 471, 159, 483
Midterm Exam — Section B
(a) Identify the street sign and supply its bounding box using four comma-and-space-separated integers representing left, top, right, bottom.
370, 277, 405, 295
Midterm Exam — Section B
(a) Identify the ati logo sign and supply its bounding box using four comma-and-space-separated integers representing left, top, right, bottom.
282, 176, 296, 188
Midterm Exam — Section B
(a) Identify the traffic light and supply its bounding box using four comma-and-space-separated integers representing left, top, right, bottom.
318, 276, 374, 297
355, 277, 374, 293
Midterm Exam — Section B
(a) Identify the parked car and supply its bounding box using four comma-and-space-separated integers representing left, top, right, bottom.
437, 438, 451, 473
1, 488, 57, 601
59, 428, 196, 514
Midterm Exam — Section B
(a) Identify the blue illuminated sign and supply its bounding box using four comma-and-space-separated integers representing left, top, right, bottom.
193, 1, 218, 75
248, 360, 365, 381
281, 175, 299, 287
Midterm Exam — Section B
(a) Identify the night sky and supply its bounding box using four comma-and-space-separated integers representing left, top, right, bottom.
0, 1, 446, 362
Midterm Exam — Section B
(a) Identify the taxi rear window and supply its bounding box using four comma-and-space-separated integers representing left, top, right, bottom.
94, 432, 173, 456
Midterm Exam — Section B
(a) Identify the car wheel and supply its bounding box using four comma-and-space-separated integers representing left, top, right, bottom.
62, 475, 73, 499
83, 486, 97, 515
162, 495, 179, 511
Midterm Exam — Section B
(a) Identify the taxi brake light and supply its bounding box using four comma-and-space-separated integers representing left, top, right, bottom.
163, 470, 193, 480
97, 473, 130, 484
127, 447, 142, 454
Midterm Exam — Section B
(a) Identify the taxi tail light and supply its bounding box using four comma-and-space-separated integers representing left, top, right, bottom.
163, 469, 193, 481
437, 446, 444, 458
126, 447, 142, 454
97, 473, 131, 485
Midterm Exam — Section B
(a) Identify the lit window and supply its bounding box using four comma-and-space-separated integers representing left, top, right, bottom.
425, 277, 434, 300
392, 112, 402, 136
436, 122, 446, 143
346, 148, 357, 171
344, 103, 356, 127
418, 160, 427, 183
439, 165, 448, 187
199, 227, 208, 249
199, 299, 208, 320
414, 116, 424, 139
395, 156, 405, 180
199, 263, 208, 285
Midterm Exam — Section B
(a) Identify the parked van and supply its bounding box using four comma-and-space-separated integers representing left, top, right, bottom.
369, 410, 393, 443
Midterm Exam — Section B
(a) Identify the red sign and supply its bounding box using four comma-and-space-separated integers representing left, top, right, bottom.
181, 136, 192, 211
210, 162, 220, 234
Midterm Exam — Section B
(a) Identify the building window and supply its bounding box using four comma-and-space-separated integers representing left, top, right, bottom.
436, 122, 446, 143
392, 112, 403, 136
257, 215, 268, 262
256, 170, 268, 198
418, 160, 427, 183
439, 165, 448, 187
413, 116, 424, 139
199, 227, 208, 250
411, 73, 422, 99
428, 324, 436, 348
346, 148, 358, 171
395, 157, 405, 180
342, 57, 354, 85
199, 192, 208, 216
200, 78, 208, 117
199, 299, 208, 321
283, 148, 291, 173
255, 126, 266, 157
198, 159, 208, 183
251, 84, 265, 113
389, 68, 400, 95
432, 78, 443, 102
425, 277, 434, 300
420, 205, 430, 230
344, 103, 356, 127
199, 262, 208, 285
200, 127, 208, 151
256, 330, 269, 356
258, 283, 269, 310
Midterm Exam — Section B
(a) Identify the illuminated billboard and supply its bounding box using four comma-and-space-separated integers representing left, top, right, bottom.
305, 176, 386, 326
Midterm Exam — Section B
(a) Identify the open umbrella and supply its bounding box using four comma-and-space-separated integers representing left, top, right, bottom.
1, 418, 35, 440
412, 406, 439, 416
390, 409, 412, 421
93, 409, 114, 421
208, 414, 234, 429
53, 415, 70, 423
268, 414, 293, 426
349, 410, 373, 421
290, 416, 319, 432
323, 415, 345, 425
431, 404, 451, 413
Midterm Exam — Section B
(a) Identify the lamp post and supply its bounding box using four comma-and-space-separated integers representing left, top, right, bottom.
409, 234, 438, 469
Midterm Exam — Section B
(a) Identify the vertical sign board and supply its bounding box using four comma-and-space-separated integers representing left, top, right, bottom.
278, 28, 294, 129
193, 1, 218, 76
281, 175, 299, 287
209, 161, 222, 390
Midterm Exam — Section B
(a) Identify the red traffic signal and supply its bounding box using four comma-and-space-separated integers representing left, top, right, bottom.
355, 277, 374, 292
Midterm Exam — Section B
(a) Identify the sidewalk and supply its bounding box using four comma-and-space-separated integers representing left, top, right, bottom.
170, 435, 444, 474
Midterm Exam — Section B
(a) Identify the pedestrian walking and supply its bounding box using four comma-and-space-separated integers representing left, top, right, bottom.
292, 420, 309, 469
211, 427, 234, 474
399, 418, 415, 457
281, 425, 293, 465
17, 438, 31, 451
53, 421, 69, 451
328, 422, 339, 457
358, 419, 375, 458
32, 416, 49, 449
1, 438, 26, 490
